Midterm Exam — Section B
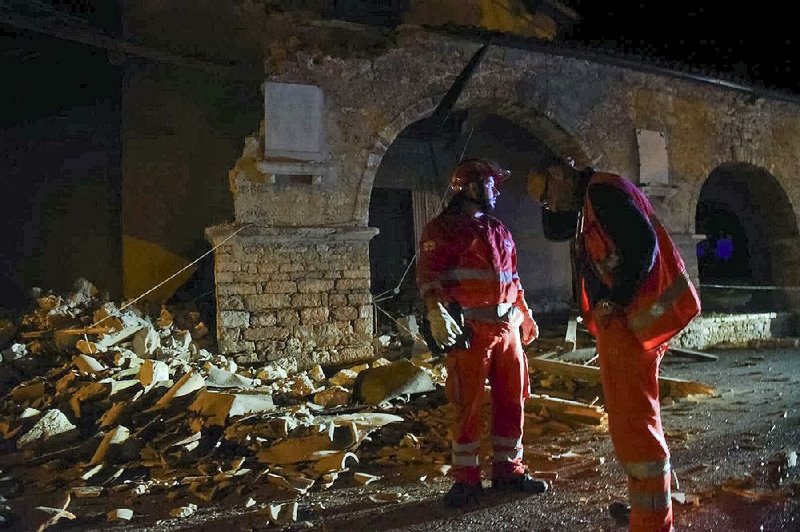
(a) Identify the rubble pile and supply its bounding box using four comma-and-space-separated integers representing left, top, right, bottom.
0, 280, 454, 527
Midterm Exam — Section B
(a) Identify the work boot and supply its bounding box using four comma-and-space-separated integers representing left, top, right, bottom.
443, 482, 483, 508
491, 472, 549, 494
608, 501, 631, 524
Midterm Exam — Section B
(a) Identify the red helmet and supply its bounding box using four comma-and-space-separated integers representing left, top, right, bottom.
449, 159, 510, 192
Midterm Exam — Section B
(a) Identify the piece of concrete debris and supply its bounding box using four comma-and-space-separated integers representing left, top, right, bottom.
258, 365, 288, 382
81, 464, 104, 481
188, 390, 274, 428
267, 501, 298, 525
2, 343, 27, 362
153, 372, 205, 409
258, 431, 334, 464
267, 472, 315, 494
354, 472, 381, 485
207, 367, 256, 389
76, 339, 100, 355
20, 407, 41, 419
107, 508, 134, 521
328, 369, 359, 388
96, 322, 147, 351
74, 354, 105, 374
313, 386, 351, 408
17, 409, 76, 449
90, 425, 130, 465
355, 359, 435, 405
70, 382, 110, 418
108, 379, 140, 397
324, 412, 405, 431
311, 451, 359, 474
375, 335, 392, 348
319, 472, 338, 489
671, 492, 701, 506
193, 322, 209, 340
11, 381, 45, 403
157, 308, 174, 329
285, 373, 316, 397
371, 357, 391, 368
308, 364, 326, 383
132, 326, 161, 358
70, 486, 104, 498
244, 498, 256, 508
169, 503, 197, 518
138, 360, 170, 388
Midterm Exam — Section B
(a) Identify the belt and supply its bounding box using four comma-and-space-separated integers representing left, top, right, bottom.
462, 303, 515, 323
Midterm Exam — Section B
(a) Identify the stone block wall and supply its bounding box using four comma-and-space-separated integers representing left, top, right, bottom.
672, 312, 798, 350
206, 225, 377, 370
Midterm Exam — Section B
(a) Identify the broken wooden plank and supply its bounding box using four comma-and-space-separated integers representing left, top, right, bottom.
528, 357, 715, 398
21, 326, 111, 340
667, 347, 718, 362
525, 394, 606, 425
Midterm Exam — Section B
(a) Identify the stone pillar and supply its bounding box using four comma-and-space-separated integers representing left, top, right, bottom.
205, 224, 379, 370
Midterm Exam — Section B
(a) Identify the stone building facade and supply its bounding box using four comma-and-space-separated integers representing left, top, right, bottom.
205, 25, 800, 370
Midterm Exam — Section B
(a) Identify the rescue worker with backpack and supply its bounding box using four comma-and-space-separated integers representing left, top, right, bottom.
416, 158, 548, 508
528, 157, 701, 532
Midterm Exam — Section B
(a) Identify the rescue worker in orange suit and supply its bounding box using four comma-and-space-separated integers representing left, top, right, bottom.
416, 159, 549, 508
528, 158, 701, 532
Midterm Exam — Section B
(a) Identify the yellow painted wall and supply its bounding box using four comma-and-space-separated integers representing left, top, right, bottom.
122, 235, 197, 303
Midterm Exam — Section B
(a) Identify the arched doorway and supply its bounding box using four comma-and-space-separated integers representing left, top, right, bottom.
695, 163, 800, 310
367, 108, 579, 331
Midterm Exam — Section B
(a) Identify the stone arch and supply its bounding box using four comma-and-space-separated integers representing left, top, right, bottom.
694, 162, 800, 289
352, 94, 592, 225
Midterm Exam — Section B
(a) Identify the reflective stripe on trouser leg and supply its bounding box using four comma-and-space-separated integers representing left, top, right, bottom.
623, 459, 673, 532
452, 440, 480, 468
487, 321, 527, 479
492, 435, 523, 463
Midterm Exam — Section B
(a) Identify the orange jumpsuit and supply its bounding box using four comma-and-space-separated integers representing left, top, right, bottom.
578, 172, 700, 532
417, 205, 530, 484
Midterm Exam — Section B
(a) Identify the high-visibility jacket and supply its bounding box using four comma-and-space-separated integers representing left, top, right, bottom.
417, 206, 522, 309
578, 172, 701, 349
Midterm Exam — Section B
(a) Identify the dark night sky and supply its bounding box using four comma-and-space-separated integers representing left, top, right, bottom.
2, 1, 799, 127
560, 2, 799, 93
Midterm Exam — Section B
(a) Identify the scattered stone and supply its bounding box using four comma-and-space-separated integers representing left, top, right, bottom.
189, 391, 275, 428
70, 486, 104, 498
138, 360, 169, 388
169, 503, 197, 518
266, 501, 298, 525
308, 364, 326, 382
17, 410, 76, 449
354, 472, 381, 485
313, 386, 351, 408
355, 359, 435, 405
2, 343, 27, 362
207, 367, 256, 389
74, 354, 105, 374
107, 508, 133, 521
